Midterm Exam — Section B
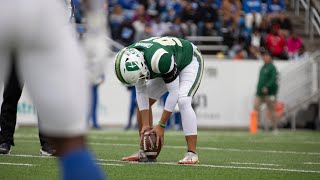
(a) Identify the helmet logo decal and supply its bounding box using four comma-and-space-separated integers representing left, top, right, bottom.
125, 61, 140, 71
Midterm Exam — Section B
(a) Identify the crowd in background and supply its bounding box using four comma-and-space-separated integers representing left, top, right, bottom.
108, 0, 305, 60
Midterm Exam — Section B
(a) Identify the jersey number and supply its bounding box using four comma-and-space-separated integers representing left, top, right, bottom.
142, 37, 182, 47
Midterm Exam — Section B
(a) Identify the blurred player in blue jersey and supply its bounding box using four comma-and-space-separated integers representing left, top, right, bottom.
0, 0, 108, 179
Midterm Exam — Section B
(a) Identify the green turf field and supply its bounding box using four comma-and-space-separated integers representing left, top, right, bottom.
0, 127, 320, 180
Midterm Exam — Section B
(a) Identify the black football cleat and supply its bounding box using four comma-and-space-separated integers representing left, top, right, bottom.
40, 143, 56, 156
0, 142, 11, 154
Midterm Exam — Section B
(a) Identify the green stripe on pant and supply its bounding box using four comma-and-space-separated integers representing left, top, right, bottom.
188, 48, 204, 97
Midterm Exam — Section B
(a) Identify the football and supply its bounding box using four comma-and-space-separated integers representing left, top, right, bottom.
140, 132, 162, 159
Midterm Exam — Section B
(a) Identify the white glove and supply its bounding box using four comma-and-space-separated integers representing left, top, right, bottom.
83, 10, 108, 85
84, 33, 108, 85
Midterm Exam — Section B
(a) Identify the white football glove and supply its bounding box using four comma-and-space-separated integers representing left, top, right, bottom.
83, 10, 108, 85
84, 33, 107, 85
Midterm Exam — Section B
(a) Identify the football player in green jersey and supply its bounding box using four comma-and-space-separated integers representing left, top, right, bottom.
114, 37, 204, 164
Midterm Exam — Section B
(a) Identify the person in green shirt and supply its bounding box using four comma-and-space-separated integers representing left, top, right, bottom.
114, 37, 204, 164
254, 50, 279, 131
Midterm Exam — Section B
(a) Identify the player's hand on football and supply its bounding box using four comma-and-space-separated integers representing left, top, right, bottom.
140, 125, 152, 135
150, 125, 164, 148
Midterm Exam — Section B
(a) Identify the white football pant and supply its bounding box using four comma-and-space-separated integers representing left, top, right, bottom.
0, 0, 89, 137
146, 44, 204, 135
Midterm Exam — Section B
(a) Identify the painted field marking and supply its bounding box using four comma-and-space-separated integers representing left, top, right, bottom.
89, 142, 320, 156
0, 162, 35, 167
98, 159, 320, 174
304, 162, 320, 165
2, 154, 54, 159
14, 133, 320, 145
304, 141, 320, 145
13, 139, 320, 156
97, 163, 124, 167
2, 154, 123, 167
2, 154, 320, 174
13, 134, 121, 141
230, 162, 282, 166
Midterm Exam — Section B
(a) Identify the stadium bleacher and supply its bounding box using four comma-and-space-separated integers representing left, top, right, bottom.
108, 0, 316, 60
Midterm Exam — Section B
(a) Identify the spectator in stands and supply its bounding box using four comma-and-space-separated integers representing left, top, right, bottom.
157, 0, 168, 18
179, 1, 197, 36
132, 4, 151, 22
229, 37, 248, 58
133, 15, 147, 41
298, 45, 310, 60
151, 15, 169, 37
196, 1, 220, 35
213, 0, 223, 9
146, 0, 160, 16
118, 19, 136, 46
109, 0, 138, 18
158, 0, 182, 22
259, 18, 270, 37
166, 0, 183, 15
181, 0, 196, 20
165, 17, 185, 38
203, 19, 217, 36
221, 0, 242, 31
266, 0, 286, 20
142, 23, 153, 40
243, 0, 263, 31
137, 0, 149, 9
286, 31, 303, 60
233, 48, 248, 60
248, 28, 264, 59
278, 13, 292, 38
265, 25, 287, 59
110, 5, 126, 39
254, 50, 279, 132
163, 7, 178, 22
109, 0, 138, 10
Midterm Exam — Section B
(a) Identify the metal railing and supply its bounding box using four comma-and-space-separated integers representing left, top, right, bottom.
310, 7, 320, 40
277, 51, 320, 130
295, 0, 311, 34
293, 0, 320, 40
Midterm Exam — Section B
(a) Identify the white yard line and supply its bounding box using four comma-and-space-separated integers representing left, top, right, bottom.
90, 142, 320, 156
14, 140, 320, 156
2, 154, 123, 167
0, 162, 35, 166
2, 154, 320, 174
2, 154, 54, 159
97, 163, 124, 167
230, 162, 282, 166
98, 159, 320, 174
14, 134, 121, 141
304, 162, 320, 165
14, 133, 320, 145
303, 141, 320, 145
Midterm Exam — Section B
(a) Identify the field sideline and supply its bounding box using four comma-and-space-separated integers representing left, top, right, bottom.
0, 127, 320, 179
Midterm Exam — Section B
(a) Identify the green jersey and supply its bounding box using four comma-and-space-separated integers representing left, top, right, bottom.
128, 37, 194, 82
256, 63, 278, 96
